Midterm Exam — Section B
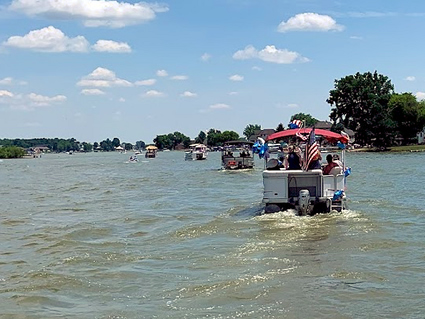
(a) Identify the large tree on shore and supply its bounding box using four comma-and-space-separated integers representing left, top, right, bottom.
327, 71, 395, 147
243, 124, 261, 140
389, 93, 425, 145
290, 113, 318, 128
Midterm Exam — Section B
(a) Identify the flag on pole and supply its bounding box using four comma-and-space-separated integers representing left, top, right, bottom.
296, 130, 307, 141
303, 127, 319, 171
289, 120, 303, 129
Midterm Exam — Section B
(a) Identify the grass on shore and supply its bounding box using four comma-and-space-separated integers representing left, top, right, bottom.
354, 144, 425, 153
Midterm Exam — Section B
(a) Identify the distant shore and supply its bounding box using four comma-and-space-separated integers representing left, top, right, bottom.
351, 144, 425, 153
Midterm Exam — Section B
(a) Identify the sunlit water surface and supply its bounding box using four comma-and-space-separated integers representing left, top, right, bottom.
1, 151, 424, 318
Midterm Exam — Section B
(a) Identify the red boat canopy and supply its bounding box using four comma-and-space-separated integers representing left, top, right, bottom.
266, 128, 349, 144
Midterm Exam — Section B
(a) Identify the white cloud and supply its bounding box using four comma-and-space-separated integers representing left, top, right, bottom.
3, 26, 89, 52
180, 91, 197, 97
201, 53, 211, 61
171, 75, 188, 80
119, 97, 125, 102
8, 0, 169, 28
210, 103, 230, 110
276, 102, 299, 109
135, 79, 156, 86
23, 122, 41, 127
415, 92, 425, 101
77, 67, 133, 87
156, 69, 168, 77
0, 90, 14, 97
143, 90, 164, 97
28, 92, 67, 106
233, 45, 310, 64
252, 66, 262, 71
92, 40, 131, 53
81, 88, 105, 95
229, 74, 244, 81
405, 76, 416, 81
228, 91, 238, 95
350, 35, 363, 40
0, 77, 13, 85
278, 13, 344, 33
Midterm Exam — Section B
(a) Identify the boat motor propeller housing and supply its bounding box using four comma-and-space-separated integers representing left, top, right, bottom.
298, 189, 311, 216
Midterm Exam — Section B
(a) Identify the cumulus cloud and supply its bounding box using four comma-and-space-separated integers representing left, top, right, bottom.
135, 79, 156, 86
180, 91, 197, 97
415, 92, 425, 101
77, 67, 133, 87
228, 91, 238, 95
92, 40, 131, 53
0, 90, 14, 97
8, 0, 169, 28
210, 103, 230, 110
405, 76, 416, 81
252, 66, 262, 71
3, 26, 89, 52
229, 74, 244, 81
278, 13, 344, 33
171, 75, 188, 80
28, 92, 67, 106
156, 69, 168, 77
201, 53, 211, 61
0, 77, 13, 85
233, 45, 310, 64
350, 35, 363, 40
143, 90, 164, 97
4, 92, 66, 110
81, 88, 105, 95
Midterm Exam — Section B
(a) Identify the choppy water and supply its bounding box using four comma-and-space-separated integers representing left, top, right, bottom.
1, 151, 424, 318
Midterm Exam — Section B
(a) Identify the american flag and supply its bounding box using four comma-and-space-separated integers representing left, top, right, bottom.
289, 119, 303, 129
296, 130, 307, 141
303, 127, 319, 171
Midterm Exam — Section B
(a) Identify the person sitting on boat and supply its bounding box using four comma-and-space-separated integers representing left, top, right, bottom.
284, 145, 301, 170
323, 154, 339, 175
332, 154, 343, 168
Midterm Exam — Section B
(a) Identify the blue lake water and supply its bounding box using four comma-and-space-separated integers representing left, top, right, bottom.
1, 151, 424, 318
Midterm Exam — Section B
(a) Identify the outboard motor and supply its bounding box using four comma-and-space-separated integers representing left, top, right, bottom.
298, 189, 310, 216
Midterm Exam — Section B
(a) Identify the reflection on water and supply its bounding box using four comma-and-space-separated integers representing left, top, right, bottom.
0, 151, 424, 318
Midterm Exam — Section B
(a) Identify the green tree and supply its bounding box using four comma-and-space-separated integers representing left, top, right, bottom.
206, 129, 221, 147
243, 124, 261, 140
82, 142, 93, 152
195, 131, 206, 144
327, 71, 395, 147
276, 123, 285, 132
389, 93, 422, 145
0, 146, 26, 158
135, 140, 146, 150
220, 130, 239, 143
112, 137, 121, 148
290, 113, 318, 128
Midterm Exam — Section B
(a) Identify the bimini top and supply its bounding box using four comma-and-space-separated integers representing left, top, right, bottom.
224, 140, 254, 146
146, 145, 158, 150
266, 128, 349, 144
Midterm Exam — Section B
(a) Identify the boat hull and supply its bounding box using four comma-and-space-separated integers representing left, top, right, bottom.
262, 169, 346, 215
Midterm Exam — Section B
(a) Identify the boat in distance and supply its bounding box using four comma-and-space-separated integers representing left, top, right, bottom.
185, 143, 208, 161
221, 140, 254, 170
261, 128, 351, 216
145, 145, 158, 158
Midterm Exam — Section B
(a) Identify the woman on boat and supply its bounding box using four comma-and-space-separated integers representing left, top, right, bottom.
284, 145, 302, 170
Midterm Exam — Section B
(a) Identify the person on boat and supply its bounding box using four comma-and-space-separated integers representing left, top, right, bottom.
284, 145, 301, 170
332, 154, 343, 168
323, 154, 339, 175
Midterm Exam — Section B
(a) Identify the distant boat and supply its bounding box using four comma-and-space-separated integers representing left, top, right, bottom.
221, 140, 254, 170
185, 144, 208, 161
145, 145, 158, 158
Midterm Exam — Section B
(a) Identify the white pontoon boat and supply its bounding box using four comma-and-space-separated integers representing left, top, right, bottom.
221, 140, 254, 170
261, 128, 350, 216
185, 144, 208, 161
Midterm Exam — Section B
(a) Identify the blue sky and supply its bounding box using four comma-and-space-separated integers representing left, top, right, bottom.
1, 0, 425, 144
